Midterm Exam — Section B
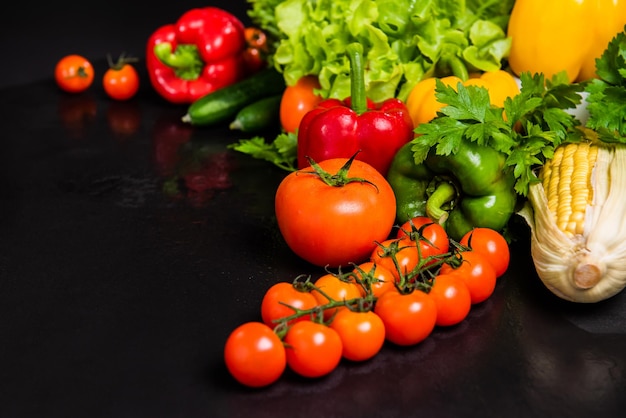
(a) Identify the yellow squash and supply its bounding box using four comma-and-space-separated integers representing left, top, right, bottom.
519, 135, 626, 303
507, 0, 626, 82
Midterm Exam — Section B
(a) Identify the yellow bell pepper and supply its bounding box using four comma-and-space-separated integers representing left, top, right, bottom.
405, 70, 520, 128
507, 0, 626, 83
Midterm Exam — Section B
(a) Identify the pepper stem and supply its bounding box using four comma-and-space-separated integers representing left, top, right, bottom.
426, 182, 456, 225
153, 43, 204, 81
346, 43, 368, 115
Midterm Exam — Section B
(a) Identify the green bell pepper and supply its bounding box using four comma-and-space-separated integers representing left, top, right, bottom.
387, 140, 518, 240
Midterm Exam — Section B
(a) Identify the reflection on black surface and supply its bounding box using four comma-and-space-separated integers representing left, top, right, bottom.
152, 114, 193, 177
57, 93, 97, 139
106, 101, 142, 139
517, 296, 626, 415
5, 74, 626, 418
151, 113, 236, 207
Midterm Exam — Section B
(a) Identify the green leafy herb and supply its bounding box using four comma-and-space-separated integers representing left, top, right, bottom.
584, 25, 626, 142
413, 72, 585, 196
228, 132, 298, 172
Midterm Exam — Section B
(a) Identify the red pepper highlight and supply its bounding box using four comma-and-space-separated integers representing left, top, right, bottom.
146, 7, 248, 104
297, 43, 414, 176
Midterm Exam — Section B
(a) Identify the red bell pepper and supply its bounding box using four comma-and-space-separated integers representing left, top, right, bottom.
146, 7, 247, 104
297, 43, 414, 176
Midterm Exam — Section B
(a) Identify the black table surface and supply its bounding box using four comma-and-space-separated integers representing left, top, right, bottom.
2, 2, 626, 417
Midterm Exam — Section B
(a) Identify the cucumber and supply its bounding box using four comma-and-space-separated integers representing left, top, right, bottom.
229, 95, 282, 133
181, 68, 286, 127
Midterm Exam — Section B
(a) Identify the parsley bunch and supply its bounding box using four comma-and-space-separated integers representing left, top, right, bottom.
411, 72, 584, 196
585, 25, 626, 142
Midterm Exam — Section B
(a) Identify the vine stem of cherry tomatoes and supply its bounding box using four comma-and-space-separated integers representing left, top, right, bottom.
224, 221, 509, 388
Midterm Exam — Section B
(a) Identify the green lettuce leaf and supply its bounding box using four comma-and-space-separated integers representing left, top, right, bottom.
247, 0, 514, 102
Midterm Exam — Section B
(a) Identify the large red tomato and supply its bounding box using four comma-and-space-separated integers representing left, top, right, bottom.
275, 156, 396, 267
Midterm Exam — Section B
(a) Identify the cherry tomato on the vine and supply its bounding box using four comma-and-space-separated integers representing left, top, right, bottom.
311, 273, 362, 320
370, 238, 420, 281
374, 287, 437, 346
329, 309, 385, 362
279, 75, 324, 133
103, 54, 140, 101
460, 228, 510, 278
261, 281, 319, 327
224, 321, 286, 388
440, 250, 497, 304
396, 216, 450, 260
275, 157, 396, 267
429, 274, 472, 327
55, 54, 95, 93
283, 321, 343, 378
352, 261, 396, 298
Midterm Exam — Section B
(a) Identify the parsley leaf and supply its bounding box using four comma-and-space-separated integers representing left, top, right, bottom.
413, 72, 584, 196
436, 81, 491, 121
228, 132, 298, 172
585, 25, 626, 140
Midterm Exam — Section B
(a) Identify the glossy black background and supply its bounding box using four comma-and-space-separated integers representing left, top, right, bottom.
1, 1, 625, 417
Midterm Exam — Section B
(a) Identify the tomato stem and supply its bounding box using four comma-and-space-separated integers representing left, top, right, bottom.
273, 239, 471, 338
274, 295, 375, 331
107, 52, 139, 71
64, 66, 90, 80
350, 263, 382, 296
304, 151, 378, 190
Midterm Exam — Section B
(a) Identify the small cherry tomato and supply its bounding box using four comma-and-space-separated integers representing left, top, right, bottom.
352, 262, 396, 298
261, 281, 319, 327
275, 157, 397, 267
279, 75, 324, 133
242, 27, 268, 74
429, 274, 472, 327
224, 321, 286, 388
460, 228, 510, 278
329, 309, 385, 362
55, 54, 95, 93
374, 287, 437, 346
283, 321, 343, 378
311, 273, 362, 320
396, 216, 450, 257
440, 250, 497, 304
370, 238, 420, 282
103, 54, 140, 101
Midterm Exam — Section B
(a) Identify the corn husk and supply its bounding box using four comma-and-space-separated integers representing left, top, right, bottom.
518, 142, 626, 303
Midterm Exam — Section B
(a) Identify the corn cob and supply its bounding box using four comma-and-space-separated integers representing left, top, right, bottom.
518, 136, 626, 303
541, 142, 598, 237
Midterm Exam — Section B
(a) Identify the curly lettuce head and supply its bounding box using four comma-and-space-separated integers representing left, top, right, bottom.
248, 0, 513, 102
